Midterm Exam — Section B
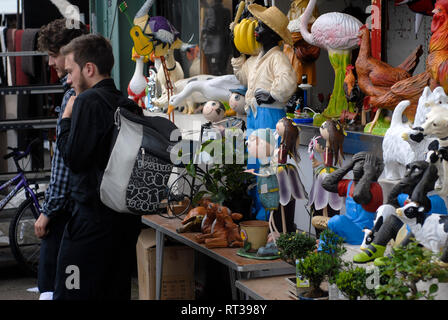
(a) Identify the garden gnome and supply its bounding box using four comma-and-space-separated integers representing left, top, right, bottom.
320, 152, 384, 245
229, 86, 247, 116
245, 128, 279, 212
202, 100, 227, 123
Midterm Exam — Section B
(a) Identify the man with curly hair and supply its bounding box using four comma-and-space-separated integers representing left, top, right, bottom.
34, 18, 88, 300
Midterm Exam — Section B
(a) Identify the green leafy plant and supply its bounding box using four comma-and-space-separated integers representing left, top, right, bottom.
296, 252, 335, 298
335, 266, 376, 300
276, 231, 316, 264
318, 228, 347, 284
319, 228, 346, 257
186, 138, 255, 213
375, 241, 448, 300
296, 229, 347, 299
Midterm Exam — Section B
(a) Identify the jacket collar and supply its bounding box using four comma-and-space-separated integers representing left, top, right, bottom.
92, 78, 116, 89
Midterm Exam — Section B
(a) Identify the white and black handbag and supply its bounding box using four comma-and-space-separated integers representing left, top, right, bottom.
97, 91, 179, 215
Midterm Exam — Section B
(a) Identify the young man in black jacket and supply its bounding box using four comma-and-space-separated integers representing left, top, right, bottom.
54, 34, 141, 300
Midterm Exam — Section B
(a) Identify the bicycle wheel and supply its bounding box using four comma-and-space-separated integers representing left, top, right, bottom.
9, 192, 45, 276
165, 173, 194, 217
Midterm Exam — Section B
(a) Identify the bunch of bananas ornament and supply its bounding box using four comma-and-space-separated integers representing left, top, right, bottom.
231, 1, 261, 56
234, 18, 261, 55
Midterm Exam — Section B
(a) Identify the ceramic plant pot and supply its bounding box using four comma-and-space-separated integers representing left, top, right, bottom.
239, 220, 269, 252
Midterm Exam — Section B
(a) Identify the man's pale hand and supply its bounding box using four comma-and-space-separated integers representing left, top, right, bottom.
62, 96, 76, 119
34, 213, 50, 239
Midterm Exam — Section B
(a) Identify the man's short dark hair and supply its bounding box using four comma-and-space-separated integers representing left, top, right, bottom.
37, 18, 88, 53
61, 34, 114, 76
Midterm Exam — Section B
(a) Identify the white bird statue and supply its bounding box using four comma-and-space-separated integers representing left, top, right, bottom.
128, 49, 149, 109
299, 0, 363, 126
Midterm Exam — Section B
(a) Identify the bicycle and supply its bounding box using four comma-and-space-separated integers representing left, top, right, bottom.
164, 120, 248, 218
0, 138, 44, 276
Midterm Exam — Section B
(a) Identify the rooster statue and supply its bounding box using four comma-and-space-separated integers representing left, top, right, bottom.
428, 0, 448, 91
128, 48, 149, 109
342, 64, 364, 130
355, 25, 424, 133
363, 0, 448, 131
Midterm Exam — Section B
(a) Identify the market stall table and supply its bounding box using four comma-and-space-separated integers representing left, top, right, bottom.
235, 274, 296, 300
141, 214, 295, 300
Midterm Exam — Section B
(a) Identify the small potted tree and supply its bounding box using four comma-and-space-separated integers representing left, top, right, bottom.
335, 265, 376, 300
296, 229, 346, 299
276, 231, 316, 265
375, 241, 448, 300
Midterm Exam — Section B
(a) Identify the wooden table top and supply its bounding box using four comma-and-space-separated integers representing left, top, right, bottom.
235, 275, 297, 300
141, 214, 295, 274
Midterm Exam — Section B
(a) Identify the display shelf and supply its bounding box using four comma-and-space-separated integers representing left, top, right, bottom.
0, 85, 64, 95
297, 123, 384, 156
0, 118, 57, 131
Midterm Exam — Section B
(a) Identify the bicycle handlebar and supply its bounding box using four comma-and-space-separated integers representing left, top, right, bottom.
2, 138, 41, 161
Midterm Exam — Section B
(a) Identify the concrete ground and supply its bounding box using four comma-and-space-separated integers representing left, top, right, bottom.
0, 246, 139, 300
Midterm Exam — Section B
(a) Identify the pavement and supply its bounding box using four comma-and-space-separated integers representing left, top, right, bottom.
0, 246, 139, 300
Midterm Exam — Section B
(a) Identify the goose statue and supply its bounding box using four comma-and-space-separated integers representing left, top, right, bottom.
128, 48, 149, 109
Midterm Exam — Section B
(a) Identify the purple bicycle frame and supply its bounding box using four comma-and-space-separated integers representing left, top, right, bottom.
0, 172, 41, 217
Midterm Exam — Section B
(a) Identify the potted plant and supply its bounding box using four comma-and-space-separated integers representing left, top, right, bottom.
335, 265, 376, 300
296, 229, 346, 299
186, 137, 255, 215
296, 251, 335, 299
276, 231, 316, 265
375, 241, 448, 300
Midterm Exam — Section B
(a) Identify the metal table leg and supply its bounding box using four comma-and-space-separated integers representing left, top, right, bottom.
230, 268, 250, 300
229, 268, 237, 300
155, 230, 165, 300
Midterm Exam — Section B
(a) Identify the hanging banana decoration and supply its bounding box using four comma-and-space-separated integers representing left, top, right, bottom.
232, 0, 261, 56
234, 18, 261, 56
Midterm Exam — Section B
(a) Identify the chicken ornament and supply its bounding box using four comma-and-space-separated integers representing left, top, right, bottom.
356, 0, 448, 134
355, 25, 424, 133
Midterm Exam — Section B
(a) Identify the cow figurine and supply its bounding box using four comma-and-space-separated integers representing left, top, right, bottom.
395, 201, 448, 263
360, 204, 396, 250
409, 92, 448, 196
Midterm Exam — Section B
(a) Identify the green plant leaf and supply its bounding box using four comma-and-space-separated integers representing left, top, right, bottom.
186, 163, 196, 178
192, 190, 209, 206
429, 283, 438, 294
